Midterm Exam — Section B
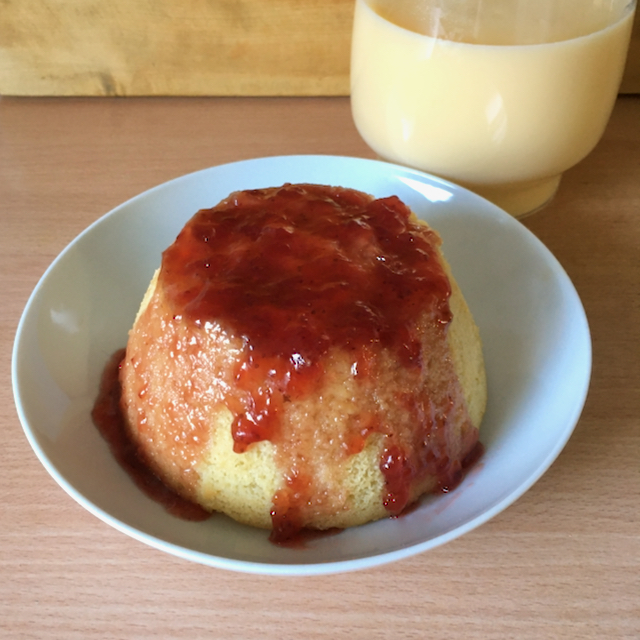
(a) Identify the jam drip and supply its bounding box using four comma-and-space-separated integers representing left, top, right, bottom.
92, 349, 210, 522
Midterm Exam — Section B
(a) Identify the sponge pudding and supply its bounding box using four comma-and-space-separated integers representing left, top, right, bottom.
118, 184, 486, 541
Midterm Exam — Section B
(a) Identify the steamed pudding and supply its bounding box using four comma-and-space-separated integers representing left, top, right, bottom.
118, 183, 487, 540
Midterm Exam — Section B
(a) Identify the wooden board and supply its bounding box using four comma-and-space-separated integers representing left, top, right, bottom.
0, 0, 353, 96
620, 8, 640, 93
0, 0, 638, 96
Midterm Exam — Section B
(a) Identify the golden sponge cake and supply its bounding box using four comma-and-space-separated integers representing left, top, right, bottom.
119, 184, 486, 541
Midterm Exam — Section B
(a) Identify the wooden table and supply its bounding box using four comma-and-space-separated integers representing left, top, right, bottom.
1, 96, 638, 639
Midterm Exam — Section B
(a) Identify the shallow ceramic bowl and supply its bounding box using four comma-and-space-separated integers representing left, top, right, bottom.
12, 155, 591, 575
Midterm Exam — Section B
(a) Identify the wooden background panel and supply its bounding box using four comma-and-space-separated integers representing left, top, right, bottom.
0, 0, 638, 96
0, 0, 353, 96
620, 7, 640, 93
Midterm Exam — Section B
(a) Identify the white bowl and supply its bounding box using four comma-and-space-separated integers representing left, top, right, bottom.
12, 155, 591, 575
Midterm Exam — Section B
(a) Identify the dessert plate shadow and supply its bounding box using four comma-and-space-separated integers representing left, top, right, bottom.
12, 155, 591, 575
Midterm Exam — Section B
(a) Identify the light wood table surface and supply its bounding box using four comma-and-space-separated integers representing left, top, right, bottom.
1, 96, 638, 639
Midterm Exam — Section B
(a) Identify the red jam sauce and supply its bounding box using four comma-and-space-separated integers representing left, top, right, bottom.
91, 349, 210, 522
160, 184, 452, 446
161, 184, 452, 366
93, 184, 482, 544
